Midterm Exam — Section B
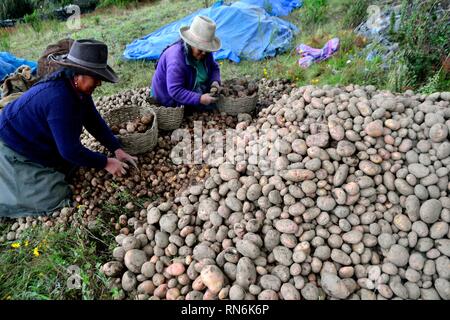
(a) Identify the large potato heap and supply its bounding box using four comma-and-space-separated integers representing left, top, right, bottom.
1, 80, 293, 241
102, 84, 450, 300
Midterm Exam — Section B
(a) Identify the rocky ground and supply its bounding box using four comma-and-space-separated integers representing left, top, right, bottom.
1, 79, 449, 300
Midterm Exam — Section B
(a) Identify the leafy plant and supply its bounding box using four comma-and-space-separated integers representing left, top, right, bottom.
419, 71, 443, 94
23, 10, 43, 33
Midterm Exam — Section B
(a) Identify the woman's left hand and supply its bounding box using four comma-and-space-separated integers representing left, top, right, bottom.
115, 148, 138, 169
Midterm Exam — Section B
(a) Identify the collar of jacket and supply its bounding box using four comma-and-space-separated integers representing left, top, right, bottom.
182, 42, 209, 91
183, 41, 209, 70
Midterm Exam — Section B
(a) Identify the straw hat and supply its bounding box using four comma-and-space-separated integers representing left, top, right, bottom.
49, 39, 118, 83
179, 16, 221, 52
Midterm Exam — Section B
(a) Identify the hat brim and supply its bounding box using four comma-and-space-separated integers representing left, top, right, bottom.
49, 55, 119, 83
179, 26, 221, 53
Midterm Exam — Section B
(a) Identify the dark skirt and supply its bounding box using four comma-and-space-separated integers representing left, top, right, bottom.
0, 140, 72, 218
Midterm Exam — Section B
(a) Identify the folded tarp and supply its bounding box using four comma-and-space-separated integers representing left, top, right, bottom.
240, 0, 302, 16
0, 52, 37, 81
123, 1, 299, 63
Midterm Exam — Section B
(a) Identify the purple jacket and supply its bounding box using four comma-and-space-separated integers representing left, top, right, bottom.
151, 41, 221, 107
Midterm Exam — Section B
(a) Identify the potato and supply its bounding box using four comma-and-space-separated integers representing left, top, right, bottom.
166, 262, 185, 277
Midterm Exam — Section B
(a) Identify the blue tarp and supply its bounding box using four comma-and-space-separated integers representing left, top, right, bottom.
0, 52, 37, 81
123, 1, 299, 63
240, 0, 302, 16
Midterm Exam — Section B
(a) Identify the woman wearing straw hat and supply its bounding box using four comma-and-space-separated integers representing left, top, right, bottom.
151, 15, 222, 113
0, 39, 137, 218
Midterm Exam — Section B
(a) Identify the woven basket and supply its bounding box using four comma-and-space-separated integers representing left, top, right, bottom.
146, 96, 184, 130
150, 105, 184, 131
217, 92, 258, 116
104, 106, 158, 155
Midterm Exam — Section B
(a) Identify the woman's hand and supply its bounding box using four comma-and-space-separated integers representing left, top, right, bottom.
200, 93, 218, 106
115, 148, 138, 169
105, 157, 129, 177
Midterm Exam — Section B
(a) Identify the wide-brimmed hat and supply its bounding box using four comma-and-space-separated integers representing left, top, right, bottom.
179, 16, 221, 53
49, 39, 118, 83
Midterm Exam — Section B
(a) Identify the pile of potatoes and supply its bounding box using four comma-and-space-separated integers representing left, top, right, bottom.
2, 79, 293, 239
2, 81, 449, 301
257, 78, 295, 112
101, 84, 450, 300
110, 114, 154, 135
215, 78, 259, 98
0, 95, 239, 240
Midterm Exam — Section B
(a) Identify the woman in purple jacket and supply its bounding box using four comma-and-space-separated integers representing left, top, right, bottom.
0, 40, 137, 218
151, 16, 222, 112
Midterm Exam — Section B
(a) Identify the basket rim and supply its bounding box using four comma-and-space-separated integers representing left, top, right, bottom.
150, 104, 185, 109
105, 106, 158, 138
218, 92, 258, 101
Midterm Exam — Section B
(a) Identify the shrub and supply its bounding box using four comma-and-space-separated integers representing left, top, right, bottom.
0, 0, 34, 20
392, 0, 449, 86
23, 10, 43, 33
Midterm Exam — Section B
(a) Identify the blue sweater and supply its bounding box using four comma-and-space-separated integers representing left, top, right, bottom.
0, 71, 121, 169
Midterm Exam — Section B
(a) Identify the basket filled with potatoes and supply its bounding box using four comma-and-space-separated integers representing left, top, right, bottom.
214, 78, 259, 116
104, 105, 158, 155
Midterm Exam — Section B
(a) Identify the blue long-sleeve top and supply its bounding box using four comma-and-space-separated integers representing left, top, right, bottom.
0, 70, 121, 169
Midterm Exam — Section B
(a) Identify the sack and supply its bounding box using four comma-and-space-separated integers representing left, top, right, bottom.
37, 38, 74, 78
0, 93, 23, 109
0, 65, 38, 109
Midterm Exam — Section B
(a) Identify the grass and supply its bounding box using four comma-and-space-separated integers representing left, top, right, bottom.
251, 0, 382, 87
0, 182, 157, 300
100, 183, 156, 219
5, 0, 206, 97
2, 0, 378, 98
4, 0, 447, 96
0, 210, 116, 300
0, 30, 11, 51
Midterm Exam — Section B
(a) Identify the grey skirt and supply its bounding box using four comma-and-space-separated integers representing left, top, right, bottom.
0, 140, 72, 218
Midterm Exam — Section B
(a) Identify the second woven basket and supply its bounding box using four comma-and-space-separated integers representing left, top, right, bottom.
104, 105, 158, 155
217, 93, 258, 116
150, 105, 185, 131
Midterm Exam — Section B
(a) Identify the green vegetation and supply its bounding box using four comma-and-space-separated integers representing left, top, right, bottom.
0, 211, 115, 300
97, 0, 139, 8
0, 0, 34, 20
2, 0, 448, 96
300, 0, 328, 26
23, 10, 43, 33
391, 0, 449, 92
0, 30, 11, 51
342, 0, 369, 29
